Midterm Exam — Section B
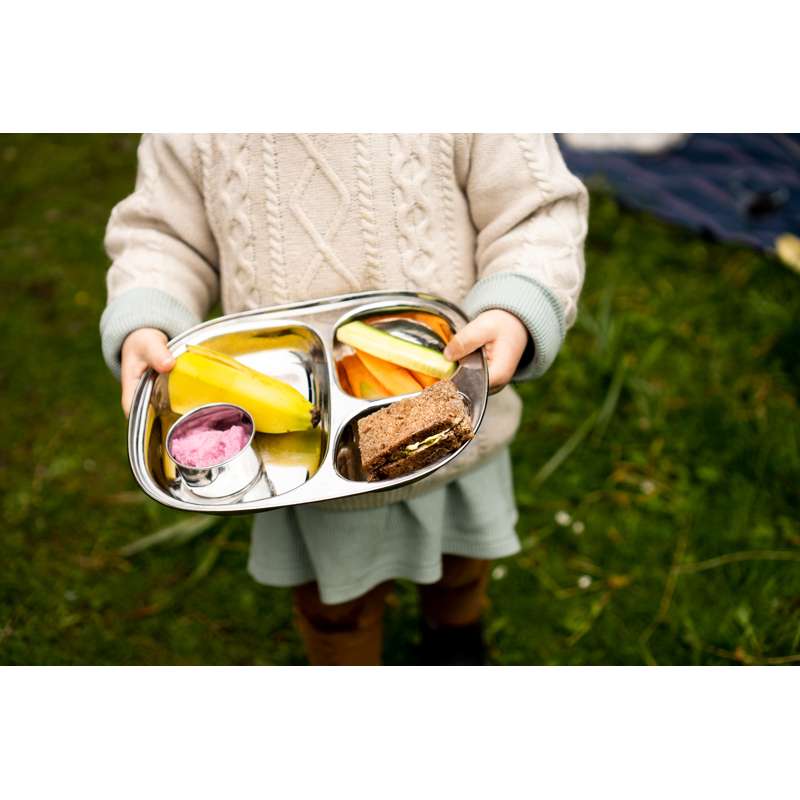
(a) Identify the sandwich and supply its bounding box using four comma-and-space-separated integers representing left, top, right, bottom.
356, 379, 474, 481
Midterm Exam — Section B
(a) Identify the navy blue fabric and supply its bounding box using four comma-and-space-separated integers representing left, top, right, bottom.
558, 134, 800, 252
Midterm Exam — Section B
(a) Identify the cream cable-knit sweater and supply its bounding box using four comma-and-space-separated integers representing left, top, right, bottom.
101, 133, 587, 505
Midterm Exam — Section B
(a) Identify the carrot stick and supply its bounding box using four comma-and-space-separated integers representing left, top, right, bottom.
340, 355, 390, 399
410, 370, 438, 388
354, 350, 423, 395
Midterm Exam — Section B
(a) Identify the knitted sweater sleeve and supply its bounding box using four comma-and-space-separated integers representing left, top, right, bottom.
100, 134, 219, 378
456, 134, 588, 380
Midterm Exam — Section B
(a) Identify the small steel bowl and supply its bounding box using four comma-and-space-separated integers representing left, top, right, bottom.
166, 403, 261, 499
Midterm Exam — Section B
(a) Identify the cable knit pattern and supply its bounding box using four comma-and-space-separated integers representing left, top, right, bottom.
109, 135, 161, 284
514, 133, 556, 202
390, 133, 436, 290
513, 134, 586, 326
219, 134, 258, 308
435, 133, 466, 300
105, 134, 585, 326
289, 134, 358, 291
104, 132, 586, 357
354, 133, 384, 288
261, 133, 290, 305
137, 137, 160, 237
193, 134, 212, 213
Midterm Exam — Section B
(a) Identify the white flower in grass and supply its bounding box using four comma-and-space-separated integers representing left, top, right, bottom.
555, 510, 572, 526
492, 565, 508, 581
572, 521, 585, 535
640, 480, 656, 495
577, 575, 592, 589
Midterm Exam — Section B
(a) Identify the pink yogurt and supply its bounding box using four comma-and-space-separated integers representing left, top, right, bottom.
169, 423, 251, 468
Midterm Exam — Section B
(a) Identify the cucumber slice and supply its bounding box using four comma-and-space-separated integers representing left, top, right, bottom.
336, 321, 456, 379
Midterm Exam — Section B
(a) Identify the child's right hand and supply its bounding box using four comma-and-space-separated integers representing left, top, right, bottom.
120, 328, 176, 417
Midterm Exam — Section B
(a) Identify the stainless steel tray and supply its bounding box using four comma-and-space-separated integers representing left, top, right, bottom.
127, 291, 488, 514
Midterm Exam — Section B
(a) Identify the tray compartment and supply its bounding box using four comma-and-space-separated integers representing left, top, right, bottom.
333, 385, 477, 483
330, 304, 456, 397
145, 323, 329, 502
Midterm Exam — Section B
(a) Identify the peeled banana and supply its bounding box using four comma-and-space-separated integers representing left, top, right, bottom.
168, 344, 317, 433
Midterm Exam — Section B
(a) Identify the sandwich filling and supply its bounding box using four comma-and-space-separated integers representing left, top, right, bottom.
403, 428, 453, 455
384, 427, 455, 464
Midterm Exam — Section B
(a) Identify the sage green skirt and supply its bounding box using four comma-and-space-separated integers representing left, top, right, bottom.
247, 448, 520, 604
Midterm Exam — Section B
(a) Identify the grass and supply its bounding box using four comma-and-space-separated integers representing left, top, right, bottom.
1, 133, 799, 665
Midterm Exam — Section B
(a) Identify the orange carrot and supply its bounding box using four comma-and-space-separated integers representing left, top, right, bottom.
410, 370, 438, 388
355, 350, 423, 395
362, 311, 453, 344
407, 312, 453, 343
340, 355, 390, 399
335, 360, 353, 395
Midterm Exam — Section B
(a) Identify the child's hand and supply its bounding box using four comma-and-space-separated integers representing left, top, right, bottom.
443, 309, 529, 391
120, 328, 176, 417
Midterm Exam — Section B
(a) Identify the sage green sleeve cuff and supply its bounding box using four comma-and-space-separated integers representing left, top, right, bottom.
462, 272, 566, 381
99, 288, 202, 379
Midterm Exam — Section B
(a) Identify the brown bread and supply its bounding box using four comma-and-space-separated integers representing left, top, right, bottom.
356, 380, 474, 481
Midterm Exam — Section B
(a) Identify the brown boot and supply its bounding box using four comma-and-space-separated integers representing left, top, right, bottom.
416, 555, 491, 666
292, 580, 393, 666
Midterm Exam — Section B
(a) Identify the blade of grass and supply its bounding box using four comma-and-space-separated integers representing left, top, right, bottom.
593, 358, 626, 440
530, 349, 630, 489
119, 514, 219, 557
676, 549, 800, 573
132, 526, 232, 616
566, 592, 612, 647
530, 410, 598, 490
639, 529, 690, 666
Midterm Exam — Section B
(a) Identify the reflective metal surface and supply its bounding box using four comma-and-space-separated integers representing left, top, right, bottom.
371, 318, 446, 351
127, 291, 489, 514
165, 404, 261, 500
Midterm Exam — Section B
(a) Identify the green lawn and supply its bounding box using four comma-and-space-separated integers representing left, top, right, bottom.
1, 133, 798, 665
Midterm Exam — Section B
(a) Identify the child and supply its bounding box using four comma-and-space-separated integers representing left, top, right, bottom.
101, 134, 588, 665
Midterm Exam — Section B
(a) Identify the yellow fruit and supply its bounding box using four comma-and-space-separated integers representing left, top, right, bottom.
168, 344, 317, 433
254, 430, 323, 475
200, 331, 310, 356
159, 412, 179, 481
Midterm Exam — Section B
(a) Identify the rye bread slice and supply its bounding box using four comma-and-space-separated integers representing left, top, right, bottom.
356, 380, 474, 481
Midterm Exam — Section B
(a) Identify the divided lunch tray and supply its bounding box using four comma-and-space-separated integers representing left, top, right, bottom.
127, 291, 488, 514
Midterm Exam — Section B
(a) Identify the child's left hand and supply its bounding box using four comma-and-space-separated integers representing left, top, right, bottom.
443, 309, 529, 391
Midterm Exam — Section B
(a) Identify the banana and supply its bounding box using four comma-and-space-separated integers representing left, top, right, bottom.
254, 429, 323, 475
168, 344, 318, 433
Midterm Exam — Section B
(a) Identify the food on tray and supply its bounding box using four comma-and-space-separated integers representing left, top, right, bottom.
254, 429, 322, 475
355, 350, 422, 395
335, 360, 353, 395
356, 379, 473, 481
334, 312, 457, 399
409, 369, 438, 388
406, 312, 453, 343
339, 354, 390, 399
199, 330, 310, 356
336, 321, 456, 380
160, 413, 179, 481
168, 344, 318, 434
169, 421, 251, 468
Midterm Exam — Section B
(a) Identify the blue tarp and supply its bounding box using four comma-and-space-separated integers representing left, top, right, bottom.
558, 134, 800, 253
